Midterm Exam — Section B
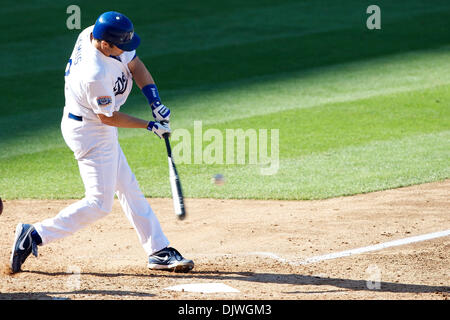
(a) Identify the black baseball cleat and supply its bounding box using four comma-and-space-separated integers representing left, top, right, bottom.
10, 223, 39, 273
147, 247, 194, 272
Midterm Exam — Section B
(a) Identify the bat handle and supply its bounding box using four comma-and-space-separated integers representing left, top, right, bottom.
163, 133, 172, 157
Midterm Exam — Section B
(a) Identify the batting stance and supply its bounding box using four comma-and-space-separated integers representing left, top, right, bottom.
10, 11, 194, 273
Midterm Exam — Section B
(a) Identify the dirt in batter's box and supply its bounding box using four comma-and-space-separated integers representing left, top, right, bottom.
0, 180, 449, 300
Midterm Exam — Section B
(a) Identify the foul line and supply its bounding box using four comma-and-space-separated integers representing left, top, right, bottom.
252, 229, 450, 266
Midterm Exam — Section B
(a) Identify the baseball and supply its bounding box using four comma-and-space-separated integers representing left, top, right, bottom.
212, 174, 225, 186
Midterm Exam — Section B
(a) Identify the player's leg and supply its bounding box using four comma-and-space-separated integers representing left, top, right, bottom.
115, 146, 169, 255
33, 117, 118, 245
115, 146, 194, 271
33, 154, 117, 245
11, 135, 118, 272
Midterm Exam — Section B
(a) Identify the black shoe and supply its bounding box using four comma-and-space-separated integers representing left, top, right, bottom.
147, 247, 194, 272
10, 223, 39, 273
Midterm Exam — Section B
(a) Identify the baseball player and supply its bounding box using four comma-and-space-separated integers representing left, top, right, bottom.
10, 11, 194, 273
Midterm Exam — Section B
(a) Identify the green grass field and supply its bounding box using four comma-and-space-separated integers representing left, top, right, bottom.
1, 0, 449, 200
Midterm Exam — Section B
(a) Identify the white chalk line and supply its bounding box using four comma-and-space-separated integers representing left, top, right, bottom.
252, 229, 450, 266
191, 229, 450, 266
303, 229, 450, 265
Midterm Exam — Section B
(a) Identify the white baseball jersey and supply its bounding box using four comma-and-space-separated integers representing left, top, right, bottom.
64, 25, 136, 120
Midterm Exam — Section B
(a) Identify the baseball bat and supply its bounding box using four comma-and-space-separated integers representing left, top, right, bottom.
163, 133, 186, 220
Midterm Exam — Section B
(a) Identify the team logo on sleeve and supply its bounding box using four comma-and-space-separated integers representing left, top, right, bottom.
97, 96, 112, 107
114, 72, 128, 96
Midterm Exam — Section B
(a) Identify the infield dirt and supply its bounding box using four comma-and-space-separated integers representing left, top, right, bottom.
0, 180, 449, 300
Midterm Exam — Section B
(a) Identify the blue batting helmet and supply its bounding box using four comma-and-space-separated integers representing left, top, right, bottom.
93, 11, 140, 51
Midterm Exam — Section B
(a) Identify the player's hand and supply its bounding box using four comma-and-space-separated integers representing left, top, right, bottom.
151, 101, 170, 123
147, 121, 171, 139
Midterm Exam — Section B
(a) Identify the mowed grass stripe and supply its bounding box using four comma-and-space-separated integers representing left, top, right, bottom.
1, 85, 448, 199
122, 83, 450, 169
1, 44, 450, 159
2, 129, 447, 200
209, 84, 450, 159
4, 0, 449, 75
173, 131, 450, 200
1, 50, 449, 160
2, 3, 450, 116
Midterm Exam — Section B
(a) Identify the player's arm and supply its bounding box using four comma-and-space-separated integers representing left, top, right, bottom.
98, 111, 147, 128
128, 56, 154, 89
87, 79, 169, 138
98, 112, 170, 138
128, 56, 170, 123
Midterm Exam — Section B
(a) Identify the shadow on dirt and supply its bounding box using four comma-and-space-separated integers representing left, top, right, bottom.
172, 270, 450, 294
1, 269, 446, 299
0, 289, 155, 300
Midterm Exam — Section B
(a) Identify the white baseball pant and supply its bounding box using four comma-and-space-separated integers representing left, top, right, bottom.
34, 107, 169, 256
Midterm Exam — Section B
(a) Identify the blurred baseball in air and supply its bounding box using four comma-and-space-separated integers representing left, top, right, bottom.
212, 174, 225, 186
